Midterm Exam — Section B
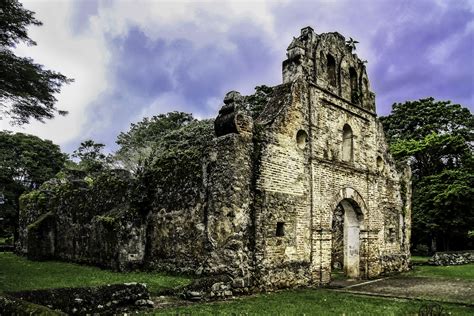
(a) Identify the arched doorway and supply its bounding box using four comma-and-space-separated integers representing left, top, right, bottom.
331, 196, 364, 279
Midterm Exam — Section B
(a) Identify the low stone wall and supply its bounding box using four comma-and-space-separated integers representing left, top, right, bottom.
428, 251, 474, 266
0, 295, 66, 315
380, 253, 410, 274
7, 283, 152, 315
182, 275, 238, 301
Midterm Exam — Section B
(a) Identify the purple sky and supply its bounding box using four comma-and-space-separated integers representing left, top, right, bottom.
2, 0, 473, 154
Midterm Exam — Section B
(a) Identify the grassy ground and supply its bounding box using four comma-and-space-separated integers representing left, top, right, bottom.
1, 253, 473, 315
330, 268, 346, 281
146, 288, 474, 315
410, 255, 430, 264
0, 252, 191, 295
405, 263, 474, 279
407, 255, 474, 279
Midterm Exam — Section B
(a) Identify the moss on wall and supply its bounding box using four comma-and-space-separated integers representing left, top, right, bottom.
0, 295, 66, 316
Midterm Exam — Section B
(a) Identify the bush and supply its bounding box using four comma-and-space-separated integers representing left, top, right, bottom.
412, 244, 430, 256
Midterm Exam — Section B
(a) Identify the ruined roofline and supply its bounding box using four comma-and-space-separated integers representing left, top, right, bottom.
215, 26, 378, 138
283, 26, 376, 113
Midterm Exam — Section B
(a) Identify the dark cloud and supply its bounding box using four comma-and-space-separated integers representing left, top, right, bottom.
75, 24, 278, 152
67, 0, 473, 153
270, 0, 473, 115
368, 0, 474, 115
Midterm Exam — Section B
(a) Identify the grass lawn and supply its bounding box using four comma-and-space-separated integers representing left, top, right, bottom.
1, 253, 473, 315
410, 255, 430, 264
405, 263, 474, 279
0, 252, 191, 295
146, 288, 474, 315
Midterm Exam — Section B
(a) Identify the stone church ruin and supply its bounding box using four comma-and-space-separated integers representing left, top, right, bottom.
18, 27, 411, 293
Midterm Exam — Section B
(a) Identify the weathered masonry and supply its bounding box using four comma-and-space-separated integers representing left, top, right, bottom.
19, 27, 411, 293
209, 26, 411, 288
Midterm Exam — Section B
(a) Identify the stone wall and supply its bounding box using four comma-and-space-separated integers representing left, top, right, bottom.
142, 120, 214, 273
428, 251, 474, 266
249, 27, 410, 288
18, 169, 146, 270
7, 283, 151, 314
0, 295, 65, 315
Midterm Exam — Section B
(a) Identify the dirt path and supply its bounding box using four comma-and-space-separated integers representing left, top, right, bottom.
335, 276, 474, 305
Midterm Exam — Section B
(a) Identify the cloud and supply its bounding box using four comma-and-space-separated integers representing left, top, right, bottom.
1, 0, 472, 153
0, 0, 109, 150
79, 22, 279, 152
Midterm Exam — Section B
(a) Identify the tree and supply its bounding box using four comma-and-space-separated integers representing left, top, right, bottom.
72, 139, 109, 173
115, 112, 195, 172
134, 118, 214, 210
413, 169, 474, 251
381, 98, 473, 142
380, 98, 474, 252
0, 131, 66, 237
0, 0, 73, 125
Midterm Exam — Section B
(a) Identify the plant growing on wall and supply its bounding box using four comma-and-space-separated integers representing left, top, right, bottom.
115, 112, 195, 172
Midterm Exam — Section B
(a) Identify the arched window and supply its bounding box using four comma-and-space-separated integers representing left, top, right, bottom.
342, 124, 353, 162
327, 54, 337, 87
349, 67, 358, 103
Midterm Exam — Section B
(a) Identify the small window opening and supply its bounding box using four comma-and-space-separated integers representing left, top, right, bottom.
327, 54, 337, 87
349, 67, 359, 103
296, 130, 308, 149
388, 227, 396, 242
276, 222, 285, 237
342, 124, 353, 162
376, 156, 384, 171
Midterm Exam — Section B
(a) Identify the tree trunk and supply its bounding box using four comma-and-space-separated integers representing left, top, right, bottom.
430, 236, 437, 253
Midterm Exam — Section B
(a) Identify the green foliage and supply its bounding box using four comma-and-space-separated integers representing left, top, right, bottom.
0, 252, 191, 295
115, 112, 195, 172
380, 98, 473, 251
20, 190, 48, 210
27, 169, 135, 220
95, 215, 118, 225
390, 132, 470, 177
72, 139, 109, 173
380, 97, 473, 142
0, 131, 65, 236
0, 131, 66, 188
413, 169, 474, 244
0, 0, 73, 125
136, 119, 214, 210
245, 85, 274, 119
